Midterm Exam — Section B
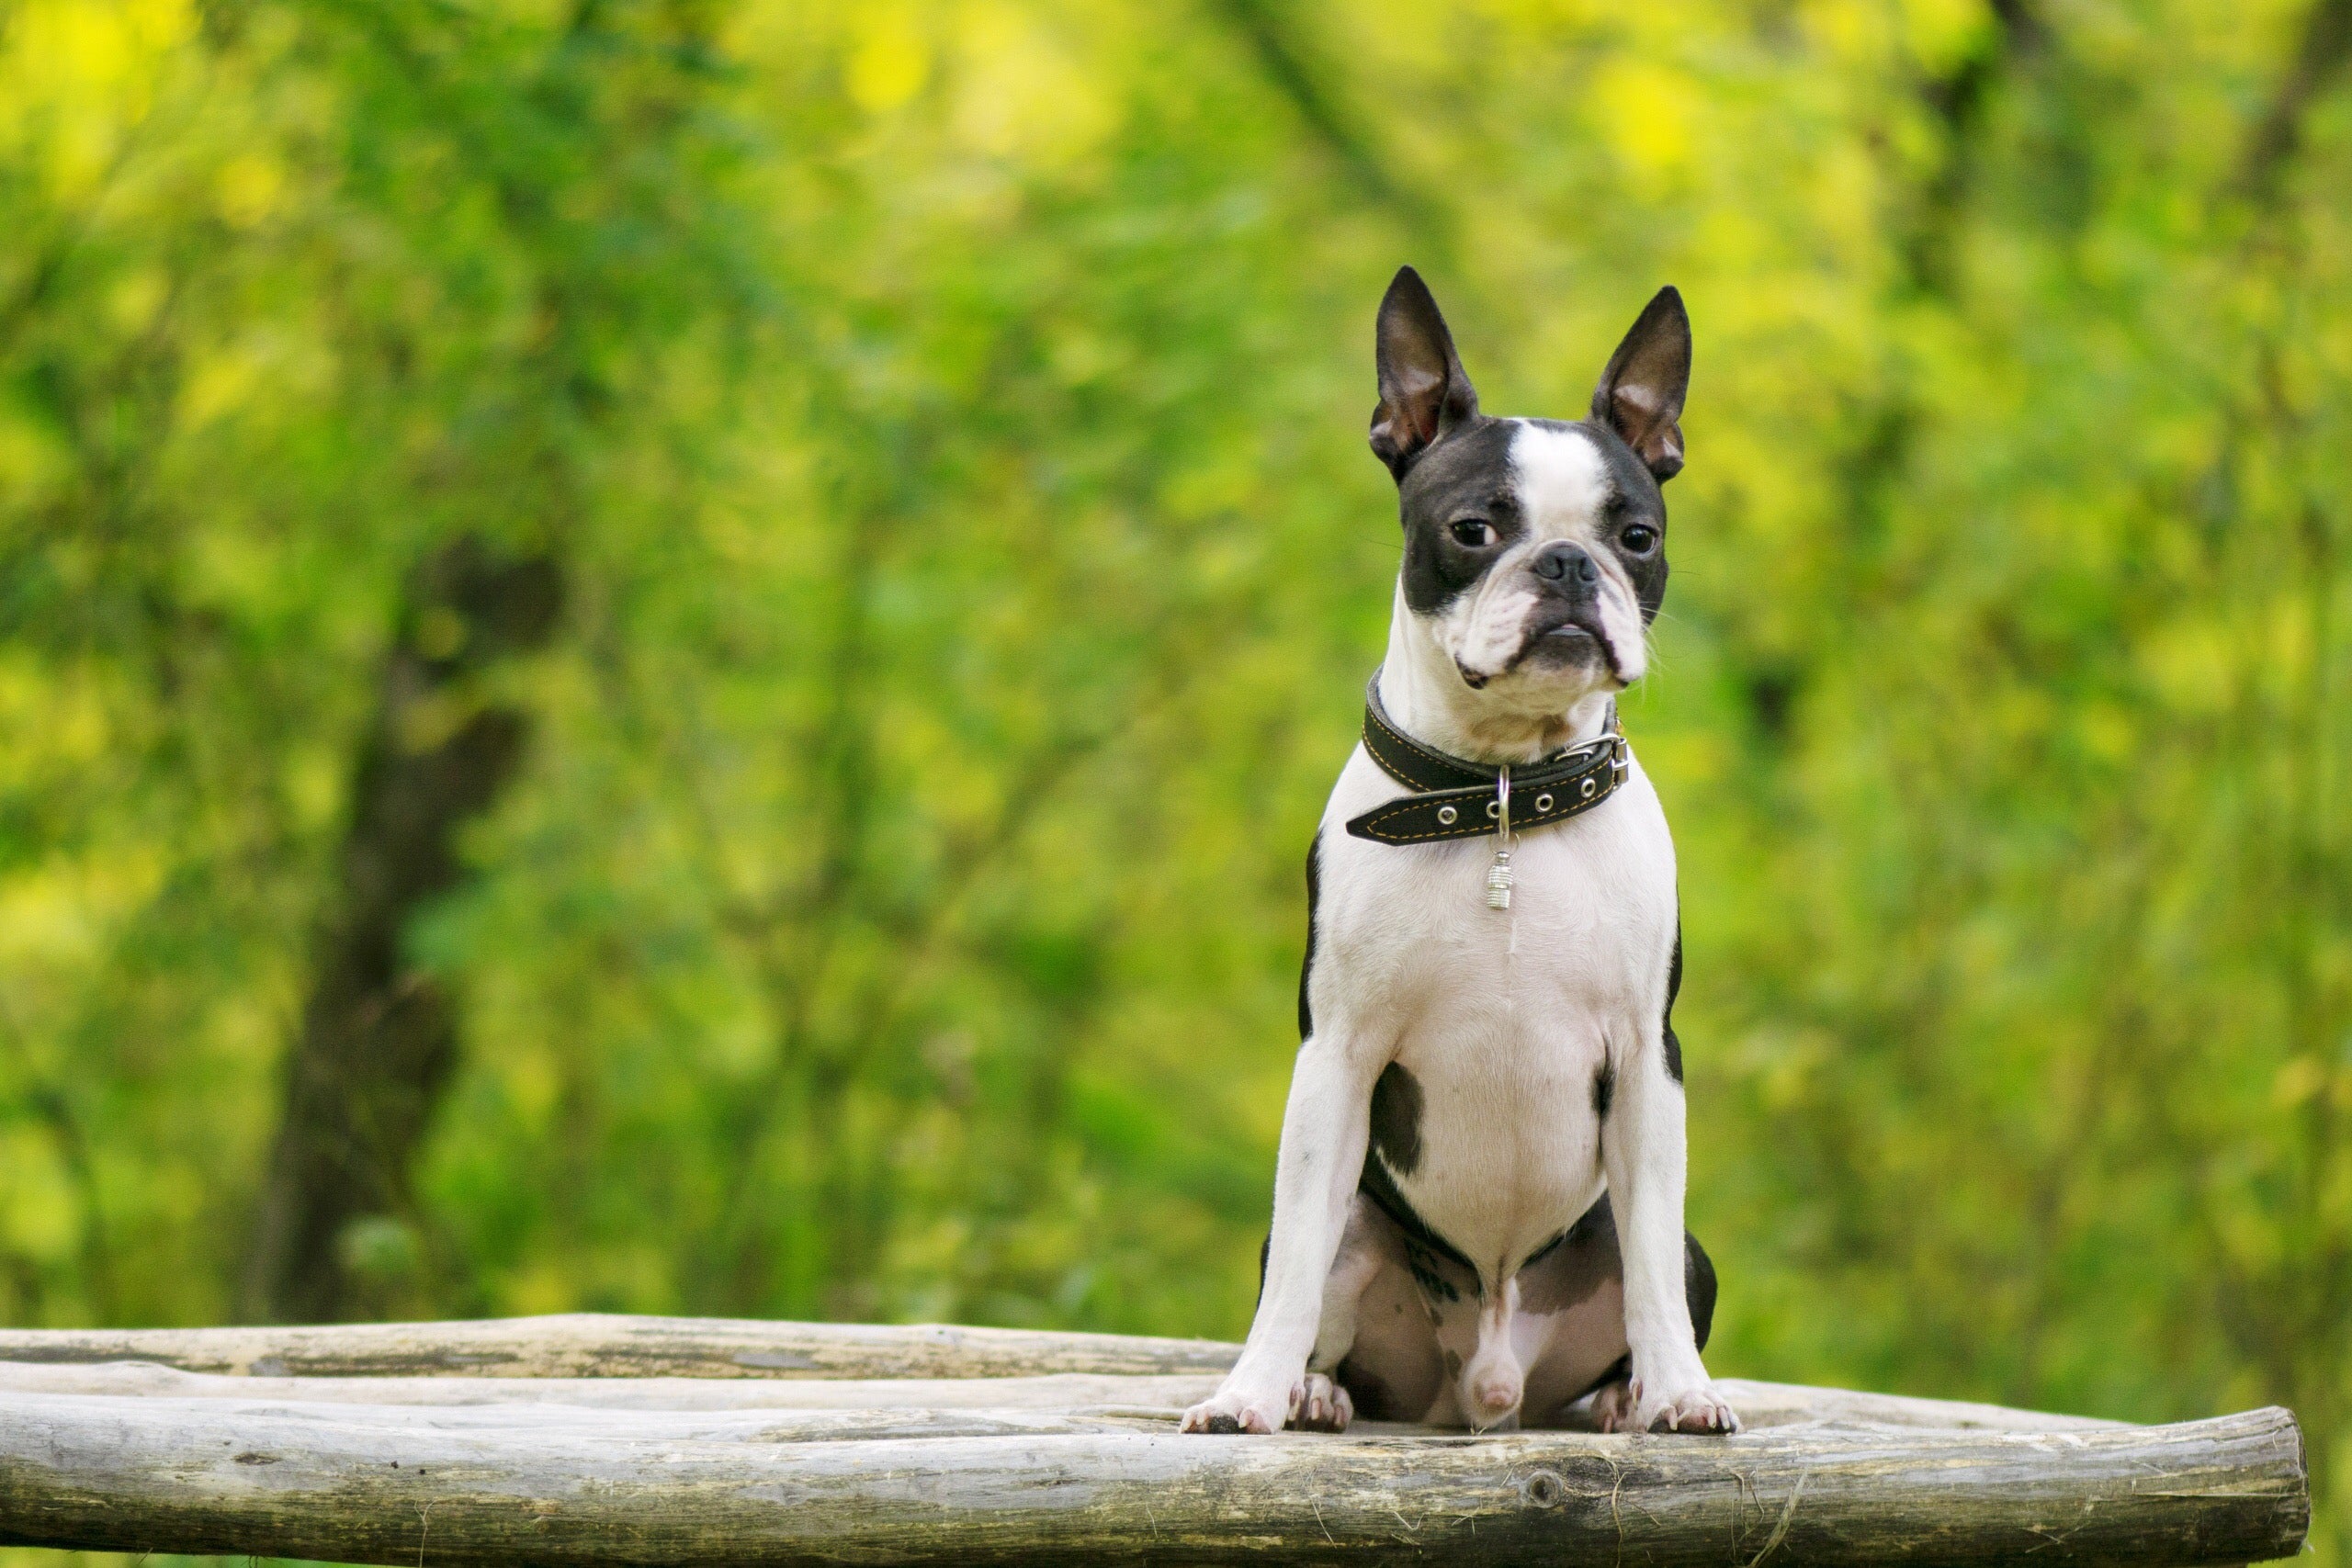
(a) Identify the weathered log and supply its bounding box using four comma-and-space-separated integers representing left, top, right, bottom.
0, 1388, 1175, 1441
0, 1359, 2119, 1432
0, 1321, 2304, 1563
0, 1390, 2305, 1566
0, 1318, 2138, 1430
1713, 1377, 2122, 1433
0, 1361, 1227, 1412
0, 1313, 1236, 1379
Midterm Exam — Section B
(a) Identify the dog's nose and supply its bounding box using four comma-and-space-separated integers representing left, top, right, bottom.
1532, 542, 1599, 585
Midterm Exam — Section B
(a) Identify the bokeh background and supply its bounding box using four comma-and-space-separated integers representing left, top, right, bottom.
2, 0, 2348, 1560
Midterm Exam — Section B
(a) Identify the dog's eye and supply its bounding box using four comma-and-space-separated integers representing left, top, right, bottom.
1620, 524, 1659, 555
1449, 519, 1494, 548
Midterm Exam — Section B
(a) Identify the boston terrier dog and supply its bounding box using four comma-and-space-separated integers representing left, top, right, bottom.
1181, 268, 1736, 1438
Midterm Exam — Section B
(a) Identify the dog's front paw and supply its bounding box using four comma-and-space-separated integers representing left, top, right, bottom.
1181, 1372, 1351, 1434
1630, 1373, 1739, 1435
1180, 1379, 1290, 1435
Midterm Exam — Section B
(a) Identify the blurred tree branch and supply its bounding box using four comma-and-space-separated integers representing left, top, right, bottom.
1202, 0, 1454, 263
2235, 0, 2352, 207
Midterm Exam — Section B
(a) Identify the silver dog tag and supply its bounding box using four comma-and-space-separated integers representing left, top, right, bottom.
1486, 850, 1513, 909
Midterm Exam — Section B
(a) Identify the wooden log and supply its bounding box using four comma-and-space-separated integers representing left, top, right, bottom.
0, 1359, 2119, 1432
1710, 1378, 2123, 1433
0, 1389, 1180, 1442
0, 1313, 1238, 1380
0, 1390, 2303, 1566
0, 1318, 2136, 1430
0, 1362, 1228, 1412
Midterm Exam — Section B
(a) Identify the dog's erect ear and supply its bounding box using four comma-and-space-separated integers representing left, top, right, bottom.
1590, 287, 1691, 481
1371, 266, 1479, 479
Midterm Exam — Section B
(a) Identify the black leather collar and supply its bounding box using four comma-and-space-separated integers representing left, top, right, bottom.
1345, 671, 1630, 846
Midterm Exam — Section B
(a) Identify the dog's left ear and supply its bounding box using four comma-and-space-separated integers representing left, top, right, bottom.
1590, 287, 1691, 481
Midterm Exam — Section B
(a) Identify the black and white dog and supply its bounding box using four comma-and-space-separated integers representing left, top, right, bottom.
1181, 269, 1736, 1438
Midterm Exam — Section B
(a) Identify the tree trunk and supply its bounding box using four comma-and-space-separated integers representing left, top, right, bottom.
242, 539, 561, 1323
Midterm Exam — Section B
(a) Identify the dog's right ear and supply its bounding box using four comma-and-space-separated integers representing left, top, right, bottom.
1370, 266, 1479, 479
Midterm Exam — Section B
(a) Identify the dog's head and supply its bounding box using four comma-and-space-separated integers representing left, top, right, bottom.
1371, 267, 1689, 713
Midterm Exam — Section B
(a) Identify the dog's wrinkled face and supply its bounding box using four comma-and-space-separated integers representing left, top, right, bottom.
1396, 417, 1665, 692
1371, 268, 1690, 710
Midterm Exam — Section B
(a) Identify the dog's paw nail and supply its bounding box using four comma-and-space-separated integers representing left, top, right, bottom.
1183, 1394, 1265, 1435
1641, 1383, 1738, 1436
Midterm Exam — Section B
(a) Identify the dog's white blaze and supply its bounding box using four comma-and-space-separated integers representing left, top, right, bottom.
1509, 420, 1609, 520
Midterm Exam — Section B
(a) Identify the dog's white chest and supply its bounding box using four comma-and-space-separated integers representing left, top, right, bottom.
1312, 745, 1679, 1281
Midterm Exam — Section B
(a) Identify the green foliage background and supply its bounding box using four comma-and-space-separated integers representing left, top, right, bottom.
2, 0, 2348, 1559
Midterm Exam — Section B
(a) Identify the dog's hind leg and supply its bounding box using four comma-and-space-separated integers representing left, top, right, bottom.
1509, 1195, 1724, 1429
1327, 1199, 1451, 1425
1308, 1197, 1386, 1374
